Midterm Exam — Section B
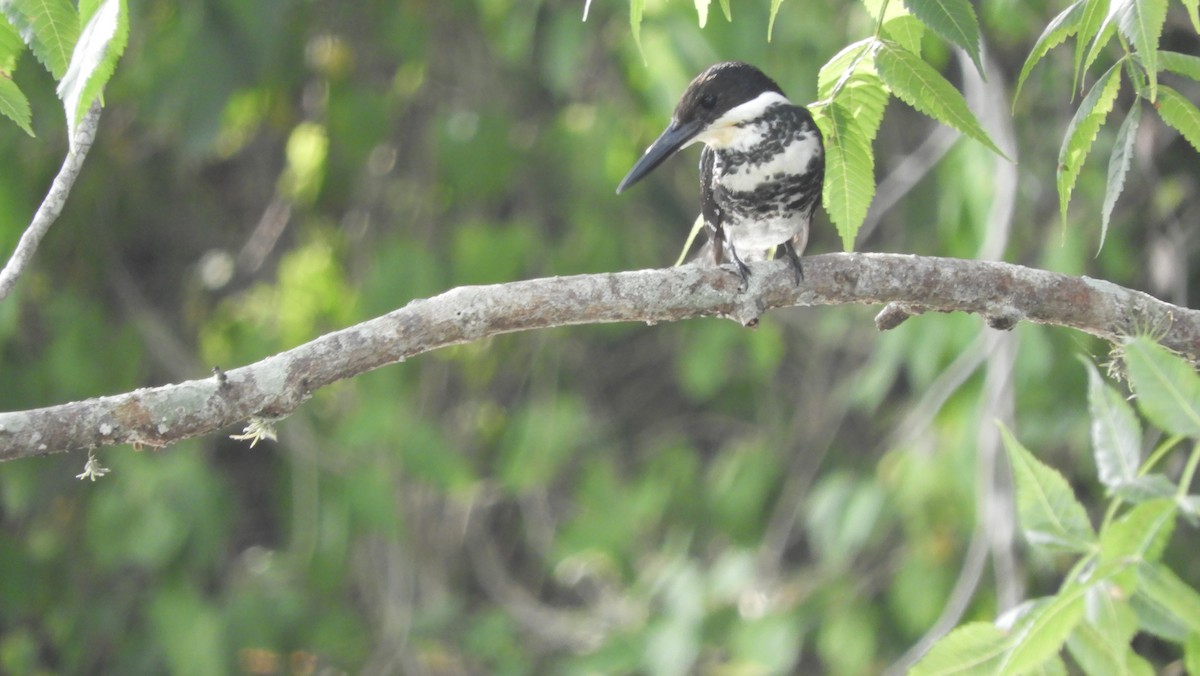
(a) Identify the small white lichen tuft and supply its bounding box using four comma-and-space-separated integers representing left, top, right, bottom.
76, 451, 111, 481
99, 423, 113, 435
157, 423, 170, 435
230, 417, 278, 448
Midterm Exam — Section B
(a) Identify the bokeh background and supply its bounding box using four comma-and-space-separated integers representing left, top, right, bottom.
1, 0, 1198, 673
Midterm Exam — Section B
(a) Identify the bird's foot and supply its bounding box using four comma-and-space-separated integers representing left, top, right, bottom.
782, 241, 804, 285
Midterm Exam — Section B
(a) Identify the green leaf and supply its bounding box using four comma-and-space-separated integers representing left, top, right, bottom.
1015, 0, 1083, 106
999, 423, 1096, 552
881, 15, 926, 56
1158, 50, 1200, 80
1082, 16, 1118, 81
862, 0, 912, 21
1112, 473, 1177, 503
1067, 620, 1154, 676
630, 0, 644, 62
1099, 102, 1140, 250
1116, 0, 1168, 101
1187, 632, 1200, 676
768, 0, 785, 41
909, 622, 1008, 675
1083, 581, 1139, 644
1123, 336, 1200, 437
1084, 357, 1142, 488
0, 74, 33, 135
998, 593, 1086, 676
1073, 0, 1108, 94
0, 17, 23, 72
1056, 62, 1121, 225
1136, 562, 1200, 635
1131, 587, 1191, 641
815, 102, 875, 252
901, 0, 983, 77
717, 0, 731, 21
1, 0, 78, 79
57, 0, 126, 139
1026, 655, 1068, 676
817, 39, 876, 100
1183, 0, 1200, 32
693, 0, 709, 27
1155, 84, 1200, 154
875, 40, 1007, 158
836, 72, 890, 142
1099, 499, 1176, 564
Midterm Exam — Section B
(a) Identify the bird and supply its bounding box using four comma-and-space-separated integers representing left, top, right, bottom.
616, 61, 825, 283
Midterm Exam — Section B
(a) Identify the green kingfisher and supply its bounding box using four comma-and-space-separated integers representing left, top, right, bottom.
617, 61, 825, 283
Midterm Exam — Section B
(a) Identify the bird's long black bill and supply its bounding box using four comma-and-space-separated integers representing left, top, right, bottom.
615, 119, 704, 194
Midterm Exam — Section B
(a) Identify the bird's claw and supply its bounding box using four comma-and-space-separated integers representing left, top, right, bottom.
782, 241, 804, 285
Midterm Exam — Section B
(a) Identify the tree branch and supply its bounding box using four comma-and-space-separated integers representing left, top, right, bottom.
0, 100, 103, 303
2, 253, 1197, 460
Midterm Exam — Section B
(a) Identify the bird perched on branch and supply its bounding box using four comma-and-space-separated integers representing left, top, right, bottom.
617, 61, 825, 283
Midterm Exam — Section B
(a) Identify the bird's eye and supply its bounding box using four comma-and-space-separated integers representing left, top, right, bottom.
699, 93, 717, 109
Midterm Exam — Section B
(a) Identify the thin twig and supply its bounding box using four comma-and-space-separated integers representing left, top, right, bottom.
0, 100, 103, 302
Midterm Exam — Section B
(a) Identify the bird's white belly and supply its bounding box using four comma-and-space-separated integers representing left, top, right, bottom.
725, 215, 804, 258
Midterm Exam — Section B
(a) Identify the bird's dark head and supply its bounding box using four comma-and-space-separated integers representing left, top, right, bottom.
616, 62, 788, 194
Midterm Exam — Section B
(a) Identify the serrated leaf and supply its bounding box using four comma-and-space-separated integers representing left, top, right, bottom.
1136, 562, 1200, 635
694, 0, 709, 27
0, 17, 22, 72
875, 41, 1008, 158
1116, 0, 1167, 100
1100, 499, 1176, 564
56, 0, 123, 143
1073, 0, 1108, 94
882, 15, 926, 55
1130, 585, 1191, 640
1156, 84, 1200, 154
1099, 102, 1140, 250
909, 622, 1008, 675
1112, 473, 1177, 503
999, 423, 1096, 552
1082, 14, 1118, 80
815, 102, 875, 252
1015, 0, 1083, 105
1084, 357, 1142, 488
1056, 61, 1121, 225
1, 0, 78, 79
1158, 50, 1200, 80
901, 0, 983, 77
836, 72, 889, 142
1123, 336, 1200, 437
817, 39, 876, 100
0, 74, 33, 135
998, 592, 1086, 676
768, 0, 785, 41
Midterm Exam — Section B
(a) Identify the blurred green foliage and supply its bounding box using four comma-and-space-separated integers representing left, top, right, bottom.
2, 0, 1200, 673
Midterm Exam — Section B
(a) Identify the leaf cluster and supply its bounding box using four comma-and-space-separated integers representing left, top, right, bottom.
0, 0, 127, 143
912, 337, 1200, 674
1017, 0, 1200, 249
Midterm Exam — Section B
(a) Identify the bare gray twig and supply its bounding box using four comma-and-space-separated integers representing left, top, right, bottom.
0, 100, 103, 302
